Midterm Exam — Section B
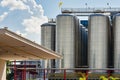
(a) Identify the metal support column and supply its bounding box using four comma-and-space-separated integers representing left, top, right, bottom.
24, 61, 26, 80
14, 60, 17, 80
44, 69, 46, 80
64, 69, 66, 80
86, 70, 88, 80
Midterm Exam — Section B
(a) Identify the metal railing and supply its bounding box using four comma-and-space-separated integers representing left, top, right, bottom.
8, 67, 120, 80
61, 8, 120, 13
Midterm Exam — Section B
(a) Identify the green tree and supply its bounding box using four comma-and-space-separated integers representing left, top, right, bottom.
6, 61, 14, 80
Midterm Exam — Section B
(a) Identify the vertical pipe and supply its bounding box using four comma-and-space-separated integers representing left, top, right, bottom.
86, 70, 88, 80
107, 70, 111, 80
29, 71, 30, 80
43, 69, 46, 80
23, 63, 25, 80
14, 60, 17, 80
33, 74, 34, 79
64, 69, 66, 80
22, 70, 24, 80
28, 61, 30, 80
47, 69, 48, 79
24, 61, 26, 80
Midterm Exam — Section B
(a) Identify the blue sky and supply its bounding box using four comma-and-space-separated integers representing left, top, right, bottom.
39, 0, 120, 18
0, 0, 120, 44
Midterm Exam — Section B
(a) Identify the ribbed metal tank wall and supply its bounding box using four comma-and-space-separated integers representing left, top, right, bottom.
113, 14, 120, 73
77, 25, 88, 68
41, 23, 56, 68
56, 14, 79, 68
108, 24, 113, 68
81, 26, 88, 68
88, 14, 110, 72
75, 19, 81, 68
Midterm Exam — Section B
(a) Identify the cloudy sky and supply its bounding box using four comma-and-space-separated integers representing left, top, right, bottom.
0, 0, 119, 44
0, 0, 48, 44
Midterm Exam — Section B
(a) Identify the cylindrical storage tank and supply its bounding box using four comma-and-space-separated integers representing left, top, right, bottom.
81, 26, 88, 68
77, 25, 88, 68
56, 14, 79, 69
41, 23, 56, 68
108, 26, 113, 68
88, 14, 110, 73
75, 24, 82, 68
113, 14, 120, 73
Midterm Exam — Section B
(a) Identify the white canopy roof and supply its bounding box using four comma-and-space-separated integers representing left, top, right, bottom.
0, 28, 62, 60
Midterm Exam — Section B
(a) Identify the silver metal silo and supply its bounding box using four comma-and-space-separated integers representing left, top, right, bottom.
76, 24, 88, 68
113, 14, 120, 73
80, 25, 88, 68
41, 23, 56, 68
56, 14, 79, 68
88, 14, 110, 72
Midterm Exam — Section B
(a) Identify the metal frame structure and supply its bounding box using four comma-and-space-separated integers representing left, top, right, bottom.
61, 8, 120, 16
58, 8, 120, 80
8, 67, 120, 80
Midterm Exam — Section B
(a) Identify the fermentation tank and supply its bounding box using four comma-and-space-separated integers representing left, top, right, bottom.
81, 26, 88, 67
113, 13, 120, 73
77, 25, 88, 68
88, 14, 110, 72
56, 14, 80, 68
41, 23, 56, 68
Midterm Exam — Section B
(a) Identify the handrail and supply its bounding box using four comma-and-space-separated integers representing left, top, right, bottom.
62, 8, 120, 13
7, 67, 120, 70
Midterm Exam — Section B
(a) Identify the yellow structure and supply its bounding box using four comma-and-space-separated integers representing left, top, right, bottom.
0, 28, 62, 80
58, 1, 63, 8
100, 76, 108, 80
79, 72, 86, 80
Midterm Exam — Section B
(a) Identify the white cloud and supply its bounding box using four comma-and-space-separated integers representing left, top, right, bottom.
22, 0, 48, 34
1, 0, 27, 10
16, 30, 27, 37
22, 16, 48, 34
0, 0, 33, 14
0, 12, 8, 22
22, 0, 27, 3
1, 0, 48, 34
23, 0, 44, 17
0, 0, 48, 44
